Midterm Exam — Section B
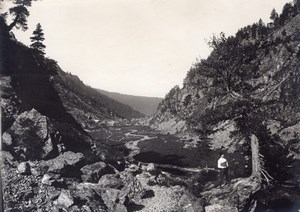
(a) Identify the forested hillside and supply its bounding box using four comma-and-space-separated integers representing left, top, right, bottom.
2, 0, 300, 211
54, 71, 144, 120
97, 89, 162, 115
148, 1, 300, 208
0, 4, 143, 210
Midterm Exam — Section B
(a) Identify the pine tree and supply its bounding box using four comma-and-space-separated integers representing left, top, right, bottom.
30, 23, 46, 54
294, 0, 300, 13
234, 100, 294, 185
270, 8, 278, 22
258, 19, 267, 37
279, 3, 294, 26
7, 0, 32, 31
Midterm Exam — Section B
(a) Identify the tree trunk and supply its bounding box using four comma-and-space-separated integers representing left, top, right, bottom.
7, 13, 20, 31
250, 134, 261, 181
0, 151, 3, 211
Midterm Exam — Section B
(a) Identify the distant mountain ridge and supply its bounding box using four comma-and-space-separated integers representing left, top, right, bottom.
97, 89, 162, 115
54, 71, 144, 120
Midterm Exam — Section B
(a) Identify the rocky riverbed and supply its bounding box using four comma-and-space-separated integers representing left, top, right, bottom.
1, 108, 299, 211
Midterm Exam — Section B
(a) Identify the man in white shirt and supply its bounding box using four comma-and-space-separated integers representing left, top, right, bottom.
217, 152, 229, 187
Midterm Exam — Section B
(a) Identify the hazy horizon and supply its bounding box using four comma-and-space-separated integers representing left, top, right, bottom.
2, 0, 289, 97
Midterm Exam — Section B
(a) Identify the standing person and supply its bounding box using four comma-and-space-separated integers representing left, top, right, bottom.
217, 152, 229, 187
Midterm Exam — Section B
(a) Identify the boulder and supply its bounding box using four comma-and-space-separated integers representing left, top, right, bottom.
73, 183, 100, 202
146, 163, 155, 172
98, 174, 123, 189
41, 173, 61, 186
62, 151, 85, 166
36, 161, 53, 176
72, 177, 137, 211
57, 190, 74, 208
30, 160, 49, 176
44, 151, 85, 176
47, 159, 65, 174
48, 190, 61, 200
182, 203, 204, 212
4, 109, 57, 160
110, 203, 127, 212
146, 163, 161, 176
71, 183, 107, 211
80, 162, 114, 183
81, 205, 93, 212
69, 205, 81, 211
101, 188, 127, 212
1, 151, 15, 166
205, 204, 238, 212
42, 137, 55, 159
17, 162, 31, 175
127, 164, 140, 174
120, 172, 144, 200
2, 132, 13, 147
42, 174, 54, 186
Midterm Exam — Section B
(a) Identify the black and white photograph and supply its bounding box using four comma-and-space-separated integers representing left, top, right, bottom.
1, 0, 300, 211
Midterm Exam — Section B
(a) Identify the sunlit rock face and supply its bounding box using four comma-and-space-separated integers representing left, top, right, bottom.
144, 13, 300, 211
148, 14, 300, 161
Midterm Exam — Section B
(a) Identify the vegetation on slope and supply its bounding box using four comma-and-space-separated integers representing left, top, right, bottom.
55, 71, 144, 119
97, 89, 162, 115
153, 1, 300, 187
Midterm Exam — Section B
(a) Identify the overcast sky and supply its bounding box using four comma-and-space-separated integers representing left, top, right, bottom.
2, 0, 289, 97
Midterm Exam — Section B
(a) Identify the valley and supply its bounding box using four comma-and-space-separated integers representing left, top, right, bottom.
2, 0, 300, 211
92, 123, 246, 175
87, 122, 300, 211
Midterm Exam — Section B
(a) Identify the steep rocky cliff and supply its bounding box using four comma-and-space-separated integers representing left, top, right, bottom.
0, 16, 145, 211
151, 14, 300, 137
151, 12, 300, 155
148, 5, 300, 210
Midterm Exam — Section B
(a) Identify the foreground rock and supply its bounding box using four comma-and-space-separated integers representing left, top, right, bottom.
72, 183, 107, 211
205, 204, 238, 212
81, 162, 114, 183
17, 162, 31, 175
134, 171, 203, 211
57, 190, 74, 208
71, 181, 129, 211
98, 174, 123, 189
41, 173, 62, 186
3, 109, 57, 161
40, 151, 85, 176
200, 177, 260, 211
101, 188, 128, 212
